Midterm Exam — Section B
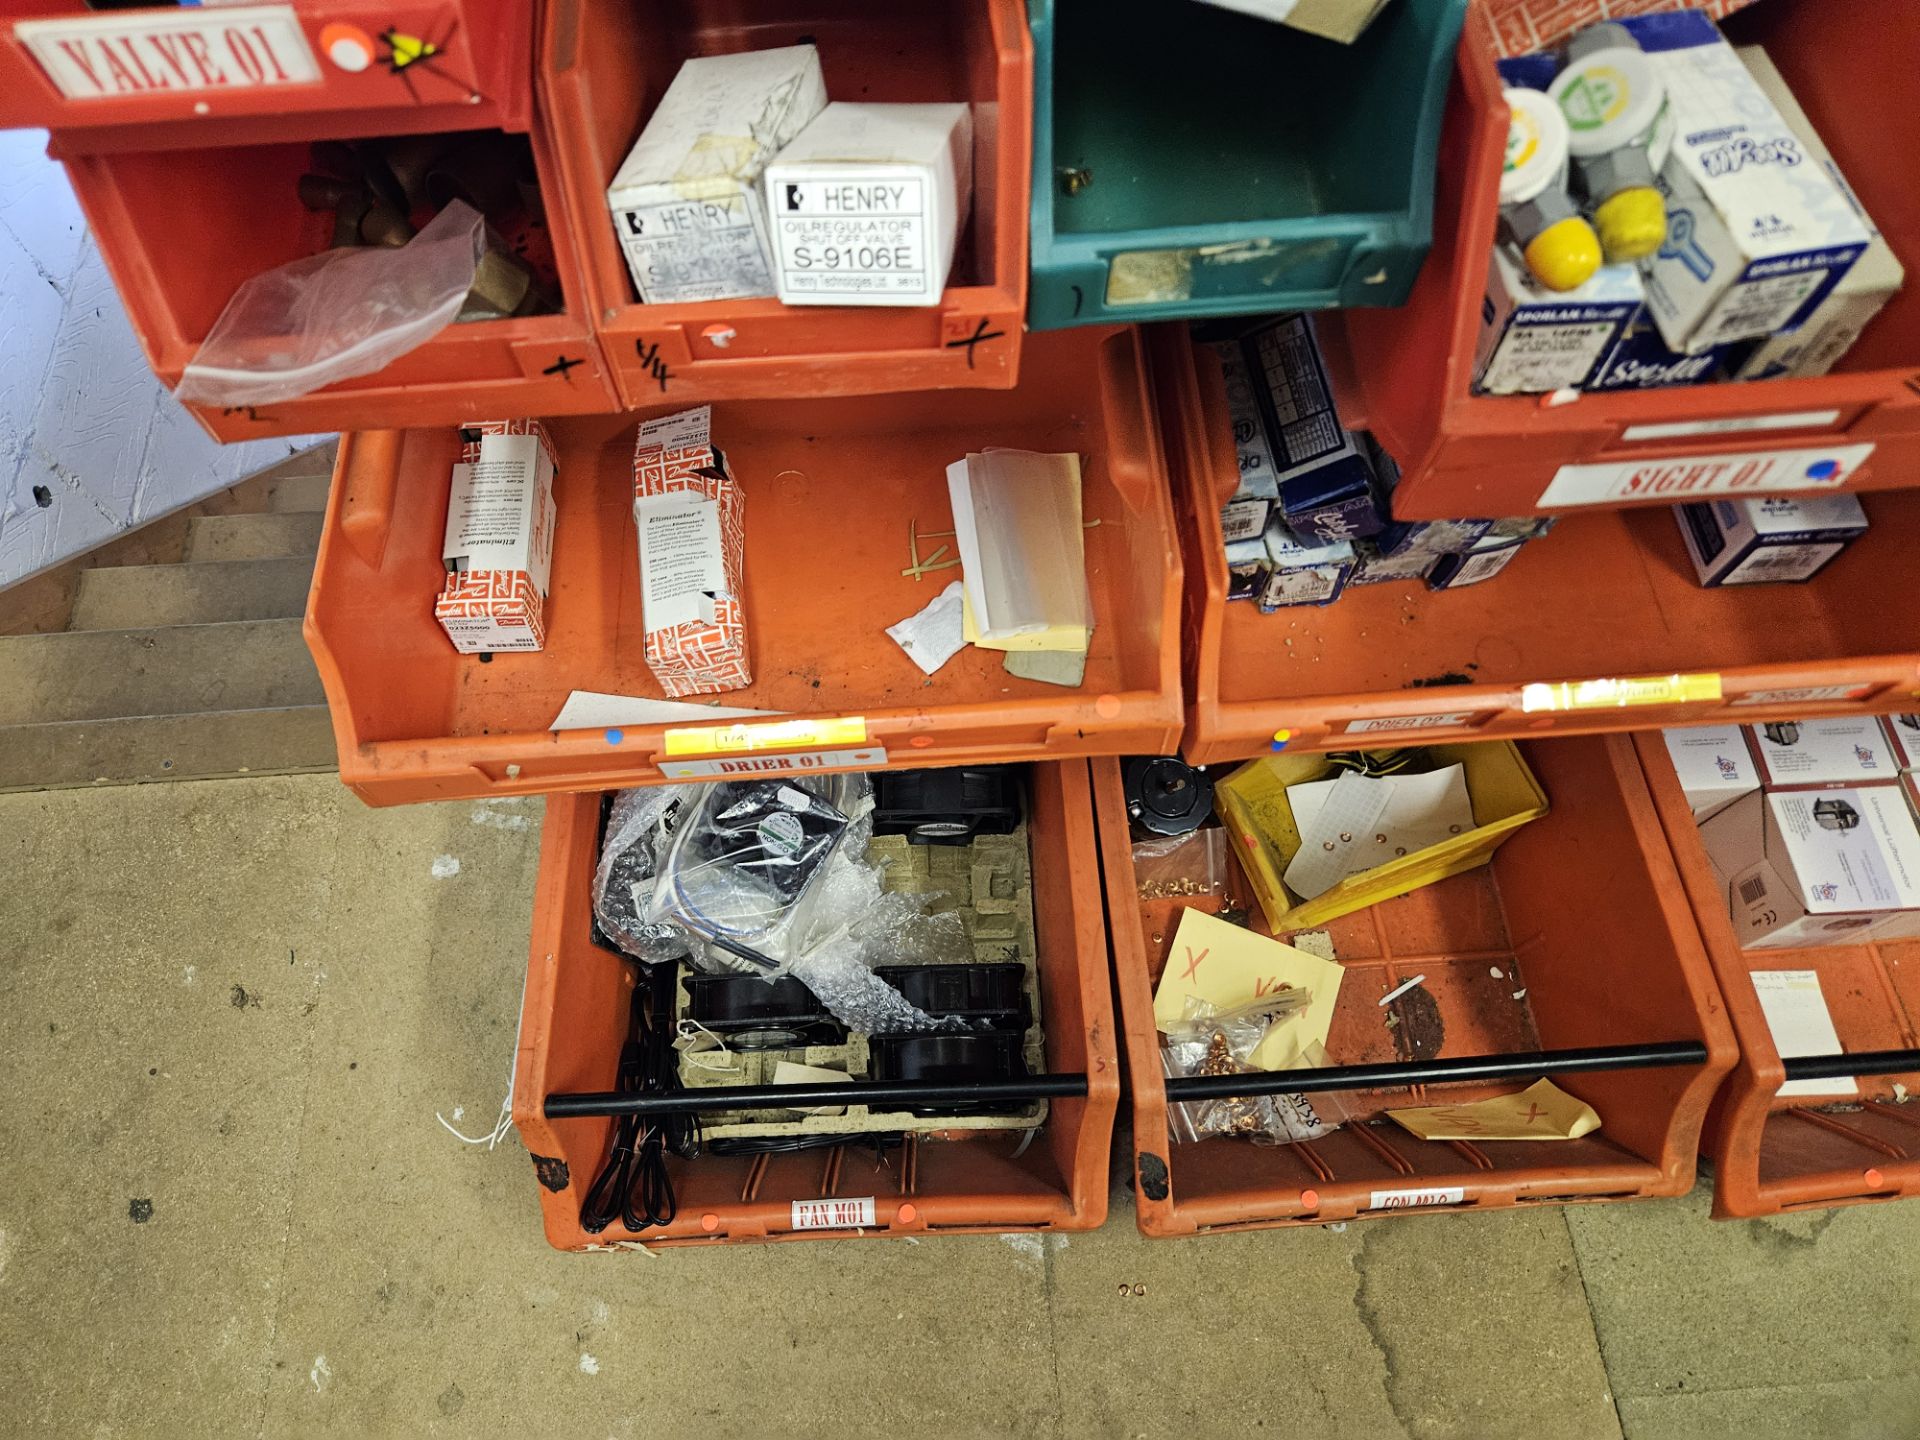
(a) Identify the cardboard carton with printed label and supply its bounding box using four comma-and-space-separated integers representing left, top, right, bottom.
1622, 12, 1871, 355
1700, 785, 1920, 949
764, 102, 972, 307
1745, 716, 1895, 789
434, 421, 557, 655
1663, 724, 1758, 824
631, 406, 751, 697
606, 46, 827, 305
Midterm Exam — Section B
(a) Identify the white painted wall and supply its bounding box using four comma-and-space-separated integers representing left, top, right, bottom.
0, 129, 328, 588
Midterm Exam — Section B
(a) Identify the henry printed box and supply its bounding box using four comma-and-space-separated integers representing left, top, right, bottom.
606, 46, 827, 304
435, 420, 557, 654
632, 406, 751, 697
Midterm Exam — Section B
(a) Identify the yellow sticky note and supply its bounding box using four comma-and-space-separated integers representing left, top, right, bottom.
1385, 1078, 1601, 1142
1152, 908, 1345, 1072
961, 591, 1091, 654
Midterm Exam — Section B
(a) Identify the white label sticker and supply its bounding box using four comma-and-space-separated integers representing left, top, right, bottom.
1368, 1186, 1466, 1211
618, 192, 773, 306
659, 746, 887, 779
635, 495, 724, 633
790, 1196, 877, 1231
1750, 970, 1858, 1098
1621, 410, 1844, 443
1731, 684, 1873, 706
17, 5, 319, 100
1344, 712, 1481, 734
1481, 320, 1622, 395
1538, 444, 1874, 508
773, 175, 931, 298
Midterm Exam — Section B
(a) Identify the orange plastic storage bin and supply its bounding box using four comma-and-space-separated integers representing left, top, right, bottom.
512, 760, 1120, 1248
1337, 1, 1920, 521
1095, 738, 1737, 1236
539, 0, 1028, 407
0, 1, 535, 146
306, 327, 1182, 806
1635, 732, 1920, 1219
1150, 325, 1920, 763
61, 107, 617, 442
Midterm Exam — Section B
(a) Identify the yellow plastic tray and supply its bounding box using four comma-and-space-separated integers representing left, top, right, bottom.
1216, 742, 1549, 930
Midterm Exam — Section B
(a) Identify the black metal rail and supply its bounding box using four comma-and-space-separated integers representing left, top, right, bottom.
1162, 1041, 1709, 1101
546, 1073, 1090, 1119
1781, 1049, 1920, 1083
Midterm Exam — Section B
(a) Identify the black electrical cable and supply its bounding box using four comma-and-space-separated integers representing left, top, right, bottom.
579, 965, 695, 1235
704, 1132, 906, 1159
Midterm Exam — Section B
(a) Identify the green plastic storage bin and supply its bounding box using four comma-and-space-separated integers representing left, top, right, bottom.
1027, 0, 1467, 329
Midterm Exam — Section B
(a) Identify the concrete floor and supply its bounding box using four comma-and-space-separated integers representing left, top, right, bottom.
4, 776, 1920, 1439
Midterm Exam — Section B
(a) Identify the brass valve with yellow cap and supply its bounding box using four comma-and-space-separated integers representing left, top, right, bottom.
1497, 87, 1601, 292
1550, 22, 1672, 264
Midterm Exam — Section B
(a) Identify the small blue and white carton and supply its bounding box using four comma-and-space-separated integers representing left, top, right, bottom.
1347, 539, 1436, 587
1473, 247, 1644, 395
1627, 11, 1871, 356
1225, 536, 1271, 601
1213, 342, 1282, 542
1729, 46, 1905, 381
1589, 318, 1736, 390
1235, 314, 1385, 542
1427, 535, 1527, 590
1675, 493, 1869, 586
1258, 524, 1354, 610
1375, 516, 1494, 558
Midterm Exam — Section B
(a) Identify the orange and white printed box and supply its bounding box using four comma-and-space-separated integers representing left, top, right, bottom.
632, 406, 751, 697
435, 420, 557, 655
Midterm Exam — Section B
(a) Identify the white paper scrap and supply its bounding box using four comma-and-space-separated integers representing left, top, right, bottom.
548, 692, 779, 732
1751, 969, 1858, 1098
887, 580, 967, 676
1284, 771, 1392, 900
1290, 764, 1475, 864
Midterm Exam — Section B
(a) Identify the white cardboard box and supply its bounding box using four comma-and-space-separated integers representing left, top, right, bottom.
1674, 494, 1868, 587
1663, 724, 1759, 823
1628, 13, 1871, 355
764, 102, 972, 307
1731, 47, 1904, 381
435, 425, 557, 654
1472, 246, 1643, 395
1746, 716, 1897, 788
1882, 714, 1920, 772
1703, 786, 1920, 949
606, 46, 827, 304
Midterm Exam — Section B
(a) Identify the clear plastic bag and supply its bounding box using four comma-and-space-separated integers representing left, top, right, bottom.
645, 777, 857, 973
1131, 827, 1239, 904
592, 785, 700, 962
596, 770, 973, 1034
1162, 996, 1344, 1146
175, 200, 485, 406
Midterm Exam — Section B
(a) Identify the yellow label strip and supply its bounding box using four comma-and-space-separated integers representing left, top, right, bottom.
1521, 673, 1722, 714
663, 716, 869, 757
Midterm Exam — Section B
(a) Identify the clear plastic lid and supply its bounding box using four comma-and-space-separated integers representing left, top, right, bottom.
1500, 88, 1571, 207
1550, 42, 1665, 159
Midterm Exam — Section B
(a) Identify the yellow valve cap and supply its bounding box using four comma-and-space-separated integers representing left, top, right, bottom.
1522, 216, 1602, 292
1595, 187, 1667, 263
